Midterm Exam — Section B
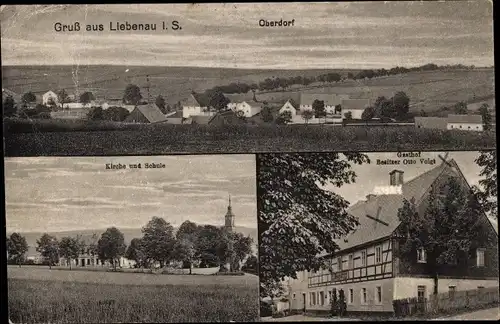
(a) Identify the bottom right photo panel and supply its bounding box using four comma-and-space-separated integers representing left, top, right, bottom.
257, 150, 498, 321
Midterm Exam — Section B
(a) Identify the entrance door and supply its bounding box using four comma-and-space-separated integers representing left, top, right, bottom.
302, 293, 306, 313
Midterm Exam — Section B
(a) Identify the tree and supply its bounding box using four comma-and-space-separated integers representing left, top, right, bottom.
473, 150, 497, 218
79, 92, 95, 105
242, 254, 258, 274
102, 106, 130, 121
277, 110, 292, 125
301, 110, 314, 124
123, 84, 142, 105
258, 153, 370, 288
205, 88, 230, 111
260, 278, 285, 303
176, 220, 199, 242
347, 72, 354, 79
478, 103, 492, 131
173, 238, 196, 274
312, 99, 325, 119
233, 233, 253, 270
344, 111, 353, 120
57, 89, 70, 108
7, 233, 28, 267
392, 91, 410, 120
59, 236, 81, 270
125, 238, 146, 268
97, 227, 126, 270
46, 97, 57, 109
22, 92, 37, 105
195, 225, 223, 267
87, 233, 99, 265
361, 106, 375, 121
453, 101, 468, 115
261, 105, 274, 123
87, 106, 103, 120
155, 95, 167, 114
373, 96, 395, 119
396, 177, 493, 295
36, 233, 59, 269
3, 95, 17, 117
141, 217, 175, 268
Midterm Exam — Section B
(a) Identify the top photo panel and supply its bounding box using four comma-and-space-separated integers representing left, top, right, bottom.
1, 2, 495, 157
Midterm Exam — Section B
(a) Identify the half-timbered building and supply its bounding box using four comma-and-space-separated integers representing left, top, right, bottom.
286, 159, 499, 315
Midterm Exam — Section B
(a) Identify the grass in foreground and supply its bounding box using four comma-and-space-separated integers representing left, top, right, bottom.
4, 118, 496, 155
8, 278, 258, 323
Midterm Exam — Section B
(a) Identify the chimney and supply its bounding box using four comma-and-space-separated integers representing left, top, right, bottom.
366, 194, 377, 201
389, 170, 404, 186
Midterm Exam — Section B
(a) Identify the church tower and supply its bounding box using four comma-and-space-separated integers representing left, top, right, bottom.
225, 194, 235, 232
224, 194, 235, 271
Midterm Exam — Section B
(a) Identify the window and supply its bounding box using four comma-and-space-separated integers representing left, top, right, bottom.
328, 290, 332, 301
417, 247, 427, 263
293, 293, 296, 299
450, 125, 454, 129
459, 125, 462, 129
348, 254, 354, 269
320, 291, 325, 306
448, 286, 456, 300
476, 249, 485, 267
349, 289, 353, 304
361, 251, 367, 266
338, 257, 343, 271
376, 286, 382, 304
468, 126, 471, 129
361, 288, 367, 304
478, 286, 484, 290
417, 286, 426, 302
375, 246, 382, 264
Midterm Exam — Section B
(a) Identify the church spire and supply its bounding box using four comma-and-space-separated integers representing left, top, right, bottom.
225, 194, 235, 231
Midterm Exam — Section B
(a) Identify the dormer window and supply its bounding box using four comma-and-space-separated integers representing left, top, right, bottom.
417, 247, 427, 263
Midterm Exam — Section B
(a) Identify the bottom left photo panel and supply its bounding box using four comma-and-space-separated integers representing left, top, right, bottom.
4, 154, 259, 323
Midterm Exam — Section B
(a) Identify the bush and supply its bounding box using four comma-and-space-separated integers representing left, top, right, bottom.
213, 271, 245, 276
260, 301, 273, 317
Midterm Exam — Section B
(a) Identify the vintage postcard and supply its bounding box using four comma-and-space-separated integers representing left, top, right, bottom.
5, 154, 259, 323
1, 2, 495, 156
257, 150, 498, 321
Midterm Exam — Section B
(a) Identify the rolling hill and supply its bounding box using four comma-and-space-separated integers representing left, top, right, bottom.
3, 65, 493, 113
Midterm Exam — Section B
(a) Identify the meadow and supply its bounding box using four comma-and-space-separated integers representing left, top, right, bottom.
7, 266, 259, 323
3, 118, 496, 156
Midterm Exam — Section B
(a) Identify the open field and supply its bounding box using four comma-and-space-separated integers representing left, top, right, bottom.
2, 66, 494, 113
8, 266, 259, 323
4, 121, 496, 156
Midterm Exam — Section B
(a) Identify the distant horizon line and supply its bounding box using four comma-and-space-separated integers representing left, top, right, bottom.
2, 63, 494, 71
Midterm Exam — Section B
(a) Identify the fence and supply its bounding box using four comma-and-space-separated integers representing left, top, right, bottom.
393, 286, 499, 317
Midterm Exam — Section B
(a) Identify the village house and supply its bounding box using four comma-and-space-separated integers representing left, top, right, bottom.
285, 160, 498, 315
340, 99, 371, 120
233, 100, 263, 118
299, 93, 349, 116
42, 90, 59, 106
447, 114, 483, 131
415, 115, 484, 131
182, 92, 217, 119
124, 104, 168, 123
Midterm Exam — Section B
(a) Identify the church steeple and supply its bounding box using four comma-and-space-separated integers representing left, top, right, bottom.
225, 194, 235, 231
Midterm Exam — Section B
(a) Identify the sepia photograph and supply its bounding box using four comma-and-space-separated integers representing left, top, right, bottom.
1, 2, 496, 156
5, 154, 259, 323
257, 150, 498, 321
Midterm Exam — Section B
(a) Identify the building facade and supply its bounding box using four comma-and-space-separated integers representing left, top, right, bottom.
182, 92, 217, 118
233, 101, 263, 118
447, 114, 483, 131
42, 91, 59, 106
286, 160, 499, 315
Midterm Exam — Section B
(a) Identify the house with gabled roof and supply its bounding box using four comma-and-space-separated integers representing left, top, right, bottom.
233, 100, 263, 118
299, 93, 349, 115
124, 104, 168, 124
341, 99, 371, 120
285, 159, 498, 315
447, 114, 483, 131
182, 92, 217, 119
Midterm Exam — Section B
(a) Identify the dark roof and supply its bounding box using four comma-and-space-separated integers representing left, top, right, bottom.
300, 93, 349, 106
341, 99, 371, 110
191, 115, 215, 125
414, 117, 448, 129
333, 160, 464, 252
447, 114, 483, 124
124, 104, 167, 123
185, 93, 211, 107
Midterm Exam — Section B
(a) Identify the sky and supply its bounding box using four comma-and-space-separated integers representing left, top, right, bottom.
0, 2, 494, 69
326, 151, 486, 205
4, 155, 257, 233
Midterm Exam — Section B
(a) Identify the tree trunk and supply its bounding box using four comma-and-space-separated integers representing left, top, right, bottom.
433, 272, 439, 295
189, 262, 192, 275
18, 258, 21, 268
69, 259, 72, 270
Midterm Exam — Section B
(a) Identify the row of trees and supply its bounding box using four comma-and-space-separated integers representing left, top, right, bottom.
258, 150, 496, 299
203, 63, 479, 95
7, 217, 255, 273
360, 92, 411, 121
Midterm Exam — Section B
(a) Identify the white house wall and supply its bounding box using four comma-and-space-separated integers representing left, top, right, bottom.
447, 123, 483, 131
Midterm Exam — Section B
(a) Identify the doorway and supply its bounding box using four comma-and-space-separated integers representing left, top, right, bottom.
302, 293, 306, 313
